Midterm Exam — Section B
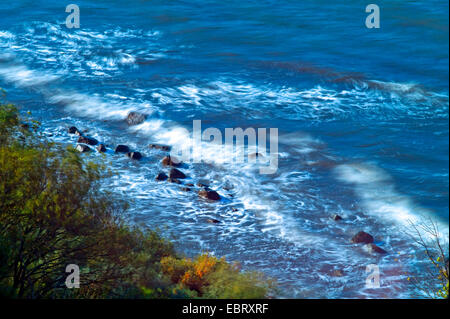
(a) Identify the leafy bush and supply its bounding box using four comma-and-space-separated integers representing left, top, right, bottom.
161, 254, 273, 298
0, 103, 273, 299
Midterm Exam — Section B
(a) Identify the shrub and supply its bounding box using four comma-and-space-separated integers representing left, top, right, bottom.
0, 103, 273, 299
161, 254, 273, 298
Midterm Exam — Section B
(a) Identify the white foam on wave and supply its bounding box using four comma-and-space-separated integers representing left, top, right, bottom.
48, 90, 155, 121
1, 21, 164, 79
0, 31, 15, 39
151, 78, 448, 122
0, 58, 59, 87
335, 163, 449, 240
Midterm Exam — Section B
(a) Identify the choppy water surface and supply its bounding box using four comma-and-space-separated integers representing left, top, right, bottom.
0, 1, 448, 298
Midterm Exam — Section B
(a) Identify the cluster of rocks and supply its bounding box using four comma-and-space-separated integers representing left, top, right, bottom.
156, 155, 221, 202
68, 112, 223, 222
69, 126, 142, 160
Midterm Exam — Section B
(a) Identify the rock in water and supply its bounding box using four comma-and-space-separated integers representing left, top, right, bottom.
155, 172, 168, 181
76, 144, 90, 153
351, 231, 374, 244
331, 214, 343, 221
77, 136, 98, 146
68, 126, 80, 134
149, 144, 171, 151
127, 152, 142, 160
167, 178, 181, 184
161, 155, 182, 167
97, 144, 106, 152
126, 111, 146, 126
198, 189, 221, 201
330, 269, 344, 277
169, 168, 186, 179
196, 181, 209, 188
115, 145, 130, 153
207, 218, 221, 224
365, 243, 387, 254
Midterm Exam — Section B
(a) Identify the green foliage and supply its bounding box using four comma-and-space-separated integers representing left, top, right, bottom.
0, 103, 273, 299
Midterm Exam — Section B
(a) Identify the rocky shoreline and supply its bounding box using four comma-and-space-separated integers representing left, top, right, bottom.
68, 111, 389, 265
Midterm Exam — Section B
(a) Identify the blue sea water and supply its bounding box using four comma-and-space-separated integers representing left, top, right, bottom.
0, 1, 448, 298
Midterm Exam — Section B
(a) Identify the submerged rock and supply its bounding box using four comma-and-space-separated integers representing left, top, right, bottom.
351, 231, 374, 244
207, 218, 221, 224
76, 144, 90, 153
155, 172, 168, 181
68, 126, 81, 135
198, 189, 221, 201
181, 187, 191, 192
196, 182, 209, 188
127, 151, 142, 160
161, 155, 182, 167
115, 145, 130, 153
331, 214, 343, 221
169, 168, 186, 179
365, 243, 387, 255
126, 111, 146, 126
149, 144, 171, 152
97, 144, 106, 152
330, 269, 344, 277
77, 136, 98, 146
167, 178, 181, 184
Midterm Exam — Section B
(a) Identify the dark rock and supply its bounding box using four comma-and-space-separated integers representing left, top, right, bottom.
77, 136, 98, 146
97, 144, 106, 152
330, 269, 344, 277
149, 144, 171, 152
331, 214, 343, 221
181, 187, 191, 192
20, 123, 30, 130
167, 178, 181, 184
351, 231, 374, 244
231, 207, 238, 212
207, 218, 221, 224
76, 144, 90, 153
197, 182, 209, 188
161, 155, 181, 167
198, 189, 221, 201
169, 168, 186, 179
155, 172, 168, 181
185, 183, 195, 187
127, 152, 142, 160
365, 243, 387, 254
115, 145, 130, 153
126, 111, 147, 126
68, 126, 79, 134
